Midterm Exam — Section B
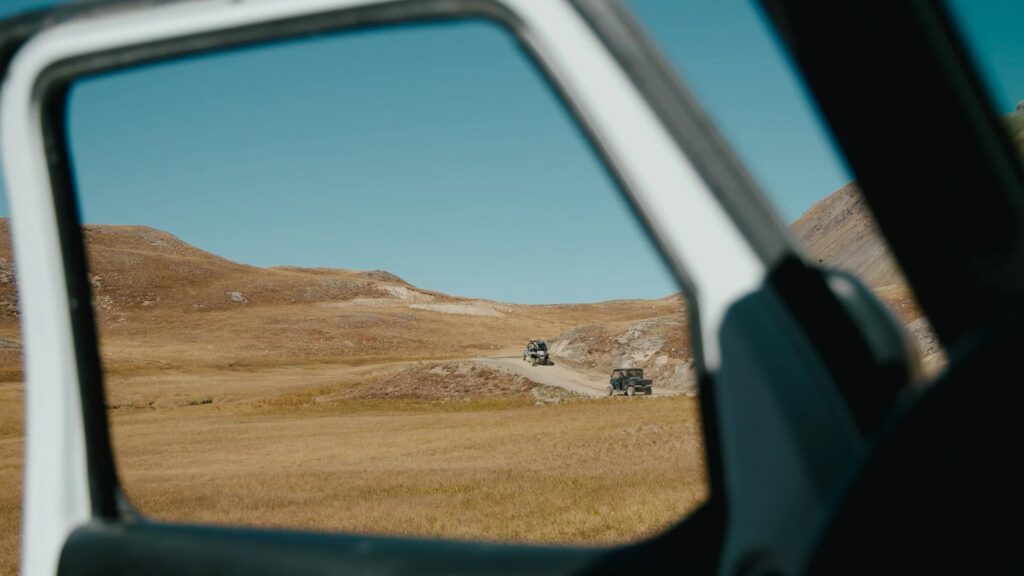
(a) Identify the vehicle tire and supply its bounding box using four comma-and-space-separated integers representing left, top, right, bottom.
626, 386, 635, 397
607, 385, 614, 396
645, 388, 653, 396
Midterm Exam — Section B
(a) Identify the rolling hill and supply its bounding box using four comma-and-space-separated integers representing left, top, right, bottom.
791, 182, 943, 371
0, 219, 691, 384
0, 179, 943, 385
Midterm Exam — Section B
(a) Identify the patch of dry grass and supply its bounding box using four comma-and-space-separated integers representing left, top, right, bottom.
0, 380, 24, 576
0, 364, 706, 575
110, 386, 706, 545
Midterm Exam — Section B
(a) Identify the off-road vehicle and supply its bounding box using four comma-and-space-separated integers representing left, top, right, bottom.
522, 339, 552, 366
607, 368, 653, 396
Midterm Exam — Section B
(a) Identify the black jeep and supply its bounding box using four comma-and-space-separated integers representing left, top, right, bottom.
608, 368, 653, 396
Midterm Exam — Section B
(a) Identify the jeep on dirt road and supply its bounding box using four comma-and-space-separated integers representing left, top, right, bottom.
522, 339, 552, 366
608, 368, 653, 396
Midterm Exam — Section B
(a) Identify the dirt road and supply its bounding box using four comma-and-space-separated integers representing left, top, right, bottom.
474, 356, 680, 398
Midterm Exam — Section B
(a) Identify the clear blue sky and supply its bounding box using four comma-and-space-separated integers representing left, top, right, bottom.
946, 0, 1024, 113
1, 1, 1018, 304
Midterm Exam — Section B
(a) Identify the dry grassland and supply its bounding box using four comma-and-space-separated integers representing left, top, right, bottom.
0, 360, 707, 576
110, 369, 707, 544
0, 378, 23, 576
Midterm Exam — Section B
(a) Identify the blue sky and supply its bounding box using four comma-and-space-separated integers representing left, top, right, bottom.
0, 1, 1018, 304
946, 0, 1024, 113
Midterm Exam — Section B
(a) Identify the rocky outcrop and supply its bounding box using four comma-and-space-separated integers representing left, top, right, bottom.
551, 312, 697, 395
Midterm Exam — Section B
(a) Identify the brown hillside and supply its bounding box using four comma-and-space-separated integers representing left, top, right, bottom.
791, 182, 926, 326
550, 294, 695, 394
792, 182, 904, 288
81, 224, 429, 317
1, 181, 942, 382
791, 183, 943, 371
0, 218, 688, 377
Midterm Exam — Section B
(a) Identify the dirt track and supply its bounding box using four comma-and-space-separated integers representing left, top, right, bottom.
475, 356, 680, 398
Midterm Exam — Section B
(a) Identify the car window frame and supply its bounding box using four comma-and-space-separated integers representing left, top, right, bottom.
0, 0, 798, 573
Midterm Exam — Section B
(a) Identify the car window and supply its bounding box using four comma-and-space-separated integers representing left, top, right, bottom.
626, 0, 947, 377
62, 19, 705, 545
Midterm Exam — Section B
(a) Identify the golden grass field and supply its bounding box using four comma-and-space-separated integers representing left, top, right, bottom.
0, 375, 23, 576
109, 368, 707, 542
0, 362, 707, 576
